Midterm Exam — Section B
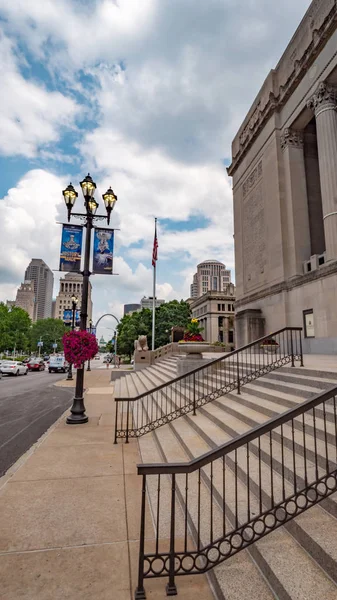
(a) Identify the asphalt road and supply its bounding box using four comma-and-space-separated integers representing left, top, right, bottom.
0, 370, 74, 477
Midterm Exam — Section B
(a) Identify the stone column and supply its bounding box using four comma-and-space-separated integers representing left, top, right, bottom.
307, 82, 337, 261
280, 128, 311, 276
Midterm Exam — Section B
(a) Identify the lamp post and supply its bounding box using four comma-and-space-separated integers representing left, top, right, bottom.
67, 295, 79, 381
62, 174, 117, 424
87, 319, 93, 372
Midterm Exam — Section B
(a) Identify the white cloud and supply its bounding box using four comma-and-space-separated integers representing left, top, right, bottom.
0, 32, 79, 157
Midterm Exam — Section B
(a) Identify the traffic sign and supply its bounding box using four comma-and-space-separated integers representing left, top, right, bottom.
37, 341, 43, 347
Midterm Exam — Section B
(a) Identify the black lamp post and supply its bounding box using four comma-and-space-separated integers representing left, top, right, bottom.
62, 174, 117, 424
87, 319, 93, 372
66, 295, 79, 381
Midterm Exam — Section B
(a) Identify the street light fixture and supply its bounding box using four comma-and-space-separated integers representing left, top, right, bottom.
62, 174, 117, 424
67, 295, 79, 381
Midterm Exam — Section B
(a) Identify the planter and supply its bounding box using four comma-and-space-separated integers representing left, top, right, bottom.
179, 342, 211, 357
261, 344, 279, 354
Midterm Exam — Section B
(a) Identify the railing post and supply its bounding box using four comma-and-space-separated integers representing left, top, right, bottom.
290, 330, 295, 367
299, 332, 304, 367
114, 401, 118, 444
193, 372, 196, 416
166, 473, 177, 596
236, 353, 241, 395
135, 474, 147, 600
126, 401, 130, 444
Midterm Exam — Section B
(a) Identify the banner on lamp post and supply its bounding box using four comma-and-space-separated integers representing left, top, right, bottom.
63, 309, 80, 325
59, 224, 83, 272
92, 228, 114, 274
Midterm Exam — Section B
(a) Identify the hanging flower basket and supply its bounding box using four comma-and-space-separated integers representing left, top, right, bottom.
62, 330, 98, 368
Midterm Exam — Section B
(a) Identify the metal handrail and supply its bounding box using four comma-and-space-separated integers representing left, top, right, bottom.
135, 382, 337, 598
116, 327, 302, 401
138, 384, 337, 474
115, 327, 303, 443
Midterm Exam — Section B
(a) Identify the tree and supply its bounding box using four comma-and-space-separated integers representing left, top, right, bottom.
116, 300, 191, 356
0, 303, 32, 353
29, 319, 68, 355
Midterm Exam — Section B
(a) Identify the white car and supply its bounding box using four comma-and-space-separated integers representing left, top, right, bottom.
0, 361, 28, 376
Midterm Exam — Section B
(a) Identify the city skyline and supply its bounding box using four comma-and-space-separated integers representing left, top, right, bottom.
0, 0, 312, 338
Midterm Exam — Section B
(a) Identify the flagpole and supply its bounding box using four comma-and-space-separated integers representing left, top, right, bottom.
152, 217, 157, 351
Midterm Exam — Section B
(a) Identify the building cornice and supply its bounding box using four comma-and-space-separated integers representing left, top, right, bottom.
227, 0, 337, 176
235, 260, 337, 309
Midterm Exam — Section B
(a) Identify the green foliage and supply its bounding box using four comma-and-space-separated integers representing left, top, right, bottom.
0, 303, 32, 353
29, 318, 68, 355
116, 300, 191, 356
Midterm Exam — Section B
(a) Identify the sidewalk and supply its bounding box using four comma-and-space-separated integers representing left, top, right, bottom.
0, 370, 213, 600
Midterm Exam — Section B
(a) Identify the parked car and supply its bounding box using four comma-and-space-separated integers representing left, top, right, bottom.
48, 356, 68, 373
27, 358, 45, 372
94, 355, 101, 360
0, 361, 28, 376
43, 355, 50, 362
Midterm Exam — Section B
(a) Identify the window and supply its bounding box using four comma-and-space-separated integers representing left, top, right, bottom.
228, 330, 234, 344
222, 304, 225, 311
303, 310, 315, 338
227, 304, 231, 311
218, 304, 221, 311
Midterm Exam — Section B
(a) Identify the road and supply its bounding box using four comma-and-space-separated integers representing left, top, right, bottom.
0, 370, 74, 477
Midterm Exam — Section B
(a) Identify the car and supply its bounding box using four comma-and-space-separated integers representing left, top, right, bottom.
27, 359, 45, 372
43, 355, 50, 361
0, 361, 28, 376
94, 355, 101, 360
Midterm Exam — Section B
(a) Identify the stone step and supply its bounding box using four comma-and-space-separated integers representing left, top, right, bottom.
140, 405, 337, 599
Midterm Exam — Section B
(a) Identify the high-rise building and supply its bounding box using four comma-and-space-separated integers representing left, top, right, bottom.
24, 259, 53, 321
54, 272, 93, 323
140, 296, 165, 310
124, 303, 141, 315
190, 260, 231, 299
15, 280, 35, 320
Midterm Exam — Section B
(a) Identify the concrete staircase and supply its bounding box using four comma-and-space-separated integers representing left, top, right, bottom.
122, 357, 337, 599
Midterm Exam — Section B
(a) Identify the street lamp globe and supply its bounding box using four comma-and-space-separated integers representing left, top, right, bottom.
80, 173, 96, 199
62, 183, 78, 221
88, 198, 99, 215
71, 295, 79, 306
102, 187, 117, 225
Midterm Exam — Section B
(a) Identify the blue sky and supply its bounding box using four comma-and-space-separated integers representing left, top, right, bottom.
0, 0, 312, 339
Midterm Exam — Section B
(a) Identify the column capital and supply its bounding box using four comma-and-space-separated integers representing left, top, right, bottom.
307, 82, 337, 116
280, 128, 304, 151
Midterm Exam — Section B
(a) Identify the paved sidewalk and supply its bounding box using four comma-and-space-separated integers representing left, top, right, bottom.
0, 370, 213, 600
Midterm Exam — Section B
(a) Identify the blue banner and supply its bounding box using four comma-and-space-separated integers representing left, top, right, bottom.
59, 224, 83, 272
63, 309, 80, 325
93, 228, 114, 274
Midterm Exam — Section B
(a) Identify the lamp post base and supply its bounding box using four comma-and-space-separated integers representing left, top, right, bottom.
66, 367, 88, 425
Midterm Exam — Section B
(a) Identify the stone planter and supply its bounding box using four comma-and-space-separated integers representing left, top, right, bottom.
261, 344, 279, 354
179, 342, 211, 357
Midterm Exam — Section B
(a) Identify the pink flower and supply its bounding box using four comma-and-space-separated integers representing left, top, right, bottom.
62, 331, 98, 368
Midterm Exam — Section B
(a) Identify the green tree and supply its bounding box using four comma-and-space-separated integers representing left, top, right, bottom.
0, 303, 32, 353
29, 318, 68, 355
116, 300, 191, 356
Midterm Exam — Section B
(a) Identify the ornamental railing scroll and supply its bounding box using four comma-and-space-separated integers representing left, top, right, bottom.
114, 327, 303, 444
135, 385, 337, 598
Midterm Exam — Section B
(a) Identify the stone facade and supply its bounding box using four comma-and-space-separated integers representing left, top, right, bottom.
190, 286, 236, 348
54, 272, 93, 323
228, 0, 337, 353
24, 259, 53, 321
15, 281, 35, 320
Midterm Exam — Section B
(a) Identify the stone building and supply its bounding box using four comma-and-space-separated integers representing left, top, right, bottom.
190, 260, 231, 299
24, 259, 53, 321
228, 0, 337, 353
54, 273, 93, 323
190, 284, 236, 347
15, 281, 35, 320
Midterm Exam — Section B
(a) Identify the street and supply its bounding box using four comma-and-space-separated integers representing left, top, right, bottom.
0, 371, 74, 477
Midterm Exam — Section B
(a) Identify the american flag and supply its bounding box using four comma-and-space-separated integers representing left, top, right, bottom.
152, 219, 158, 267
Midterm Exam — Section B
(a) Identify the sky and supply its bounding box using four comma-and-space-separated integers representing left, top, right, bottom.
0, 0, 312, 341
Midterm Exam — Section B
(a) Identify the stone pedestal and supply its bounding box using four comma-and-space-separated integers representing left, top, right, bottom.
235, 309, 265, 348
177, 343, 212, 377
134, 350, 151, 370
307, 82, 337, 261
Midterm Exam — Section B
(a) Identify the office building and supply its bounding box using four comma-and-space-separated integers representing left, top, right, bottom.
24, 259, 53, 321
54, 272, 93, 323
190, 260, 231, 299
190, 284, 236, 346
140, 296, 165, 310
